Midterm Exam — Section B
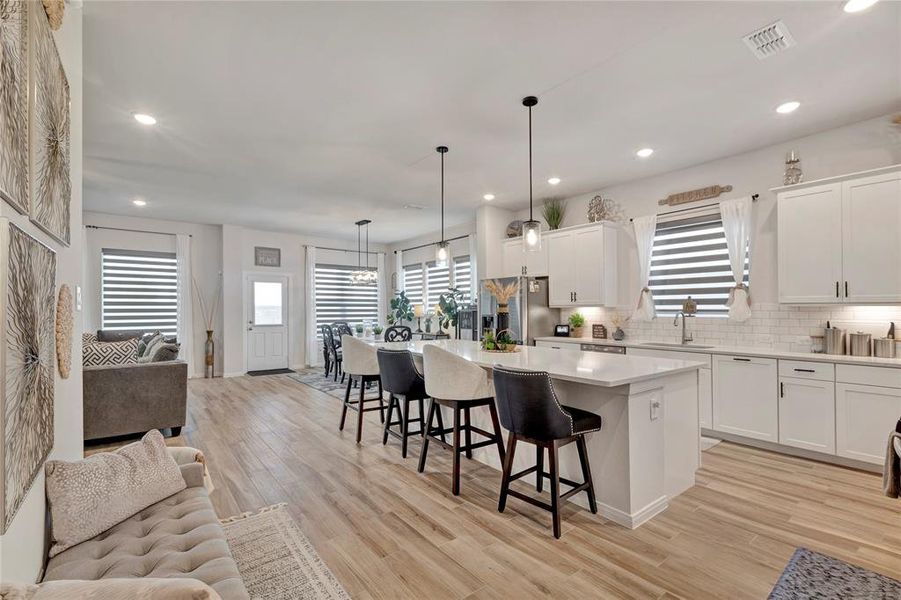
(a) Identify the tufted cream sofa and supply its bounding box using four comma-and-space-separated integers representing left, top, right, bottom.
40, 453, 248, 599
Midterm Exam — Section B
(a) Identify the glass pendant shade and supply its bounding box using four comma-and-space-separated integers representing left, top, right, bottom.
350, 219, 377, 286
435, 241, 449, 267
522, 219, 541, 252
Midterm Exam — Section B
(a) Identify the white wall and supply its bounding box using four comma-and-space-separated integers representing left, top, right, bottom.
220, 225, 387, 376
0, 7, 83, 582
82, 212, 224, 377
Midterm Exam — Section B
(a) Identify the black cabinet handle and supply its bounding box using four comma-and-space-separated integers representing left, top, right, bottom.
794, 368, 815, 373
845, 281, 849, 297
835, 281, 839, 298
733, 357, 751, 362
780, 382, 784, 398
574, 291, 577, 303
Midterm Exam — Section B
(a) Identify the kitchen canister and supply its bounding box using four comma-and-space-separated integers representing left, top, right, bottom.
874, 338, 897, 358
849, 332, 872, 357
824, 327, 845, 355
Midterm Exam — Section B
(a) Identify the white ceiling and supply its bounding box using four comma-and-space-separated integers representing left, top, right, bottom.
83, 1, 901, 244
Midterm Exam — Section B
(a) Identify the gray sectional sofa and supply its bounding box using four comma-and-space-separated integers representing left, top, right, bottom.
83, 329, 188, 441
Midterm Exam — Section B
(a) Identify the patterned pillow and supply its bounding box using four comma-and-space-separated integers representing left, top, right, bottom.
139, 342, 180, 363
82, 331, 97, 346
137, 331, 162, 357
82, 338, 138, 367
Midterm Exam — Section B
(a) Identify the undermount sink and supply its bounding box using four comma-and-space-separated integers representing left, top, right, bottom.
638, 342, 715, 349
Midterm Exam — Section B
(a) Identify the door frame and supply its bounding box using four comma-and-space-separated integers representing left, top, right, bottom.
243, 271, 292, 373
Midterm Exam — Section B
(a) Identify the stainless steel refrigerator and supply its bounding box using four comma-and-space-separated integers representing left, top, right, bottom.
479, 277, 560, 346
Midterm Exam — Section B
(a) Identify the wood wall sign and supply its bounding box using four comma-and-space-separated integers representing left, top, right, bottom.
658, 185, 733, 207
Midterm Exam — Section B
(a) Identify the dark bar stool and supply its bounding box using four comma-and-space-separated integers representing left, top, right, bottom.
418, 345, 505, 496
339, 335, 384, 443
492, 365, 601, 539
377, 348, 439, 458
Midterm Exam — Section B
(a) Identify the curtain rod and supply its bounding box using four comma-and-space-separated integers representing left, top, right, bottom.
394, 233, 470, 254
629, 193, 759, 222
85, 224, 191, 237
314, 245, 379, 255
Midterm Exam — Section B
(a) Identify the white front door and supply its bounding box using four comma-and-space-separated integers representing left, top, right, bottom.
246, 275, 288, 372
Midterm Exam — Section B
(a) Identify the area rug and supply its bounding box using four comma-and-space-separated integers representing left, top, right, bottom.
288, 369, 347, 399
221, 504, 350, 600
769, 548, 901, 599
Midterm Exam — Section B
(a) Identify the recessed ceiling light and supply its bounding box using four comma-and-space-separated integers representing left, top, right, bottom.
636, 148, 654, 158
132, 198, 146, 206
483, 193, 495, 201
776, 101, 800, 114
547, 177, 561, 185
843, 0, 879, 13
133, 113, 157, 125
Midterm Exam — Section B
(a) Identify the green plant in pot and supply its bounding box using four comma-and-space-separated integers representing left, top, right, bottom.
569, 312, 585, 338
372, 325, 383, 337
387, 291, 413, 325
437, 288, 465, 332
541, 198, 566, 230
354, 323, 364, 336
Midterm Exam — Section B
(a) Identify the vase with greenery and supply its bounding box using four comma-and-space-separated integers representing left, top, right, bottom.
387, 291, 414, 325
193, 275, 222, 378
437, 288, 465, 332
484, 279, 519, 334
542, 198, 566, 230
569, 312, 585, 338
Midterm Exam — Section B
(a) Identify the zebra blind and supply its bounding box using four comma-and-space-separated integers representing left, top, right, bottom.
453, 255, 472, 302
101, 249, 179, 334
403, 263, 423, 306
314, 264, 379, 338
426, 261, 450, 310
649, 212, 749, 318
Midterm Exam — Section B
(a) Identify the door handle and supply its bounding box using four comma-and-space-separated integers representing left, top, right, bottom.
574, 291, 577, 303
793, 368, 815, 373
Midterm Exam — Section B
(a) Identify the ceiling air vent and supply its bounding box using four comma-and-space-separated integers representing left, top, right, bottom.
743, 20, 796, 60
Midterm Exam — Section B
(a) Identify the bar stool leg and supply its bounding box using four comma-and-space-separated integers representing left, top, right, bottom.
417, 398, 425, 436
452, 407, 462, 496
463, 407, 473, 459
378, 380, 385, 423
535, 445, 544, 493
497, 434, 518, 513
339, 377, 352, 431
576, 435, 598, 514
382, 393, 396, 445
401, 396, 411, 459
417, 399, 437, 473
548, 440, 562, 539
487, 402, 506, 463
356, 377, 365, 444
435, 405, 447, 443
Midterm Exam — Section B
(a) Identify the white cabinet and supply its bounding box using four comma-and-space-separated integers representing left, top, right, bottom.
835, 383, 901, 464
628, 347, 712, 429
501, 238, 548, 277
778, 377, 835, 454
546, 224, 617, 307
777, 166, 901, 304
712, 355, 778, 442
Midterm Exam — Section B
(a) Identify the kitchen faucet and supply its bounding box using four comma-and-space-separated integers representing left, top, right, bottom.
673, 312, 694, 344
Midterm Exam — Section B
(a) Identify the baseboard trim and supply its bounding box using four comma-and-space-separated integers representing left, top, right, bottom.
223, 371, 245, 378
596, 495, 669, 529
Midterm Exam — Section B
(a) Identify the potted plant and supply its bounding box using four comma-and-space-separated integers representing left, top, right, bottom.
438, 288, 465, 332
569, 312, 586, 338
372, 325, 384, 337
354, 323, 364, 336
387, 291, 414, 325
541, 198, 566, 230
484, 279, 519, 333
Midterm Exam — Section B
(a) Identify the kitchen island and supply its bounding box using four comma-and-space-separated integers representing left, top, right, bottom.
375, 339, 704, 528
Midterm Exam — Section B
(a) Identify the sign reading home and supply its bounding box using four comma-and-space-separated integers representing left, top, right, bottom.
254, 246, 281, 267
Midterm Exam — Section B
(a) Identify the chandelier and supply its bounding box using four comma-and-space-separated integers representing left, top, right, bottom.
350, 219, 377, 286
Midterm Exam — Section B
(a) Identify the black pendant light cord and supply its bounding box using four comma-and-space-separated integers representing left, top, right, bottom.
357, 223, 361, 269
440, 149, 445, 243
365, 223, 369, 270
528, 102, 533, 221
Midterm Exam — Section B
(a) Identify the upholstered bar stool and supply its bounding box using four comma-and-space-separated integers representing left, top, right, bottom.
339, 335, 384, 443
492, 365, 601, 539
418, 345, 506, 496
377, 348, 439, 458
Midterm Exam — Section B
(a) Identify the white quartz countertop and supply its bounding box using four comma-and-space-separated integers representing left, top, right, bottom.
374, 339, 703, 388
534, 336, 901, 368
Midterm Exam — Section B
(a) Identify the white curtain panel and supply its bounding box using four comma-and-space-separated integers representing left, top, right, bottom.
377, 252, 386, 326
175, 234, 195, 376
720, 196, 753, 322
632, 214, 658, 322
304, 246, 318, 366
468, 234, 478, 284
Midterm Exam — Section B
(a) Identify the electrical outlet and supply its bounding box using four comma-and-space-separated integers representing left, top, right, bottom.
650, 400, 661, 421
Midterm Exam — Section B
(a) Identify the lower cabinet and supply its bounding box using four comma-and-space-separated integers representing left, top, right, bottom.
778, 377, 836, 453
835, 383, 901, 464
712, 355, 778, 442
699, 367, 712, 429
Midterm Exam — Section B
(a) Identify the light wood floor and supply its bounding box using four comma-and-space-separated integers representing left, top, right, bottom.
115, 374, 901, 599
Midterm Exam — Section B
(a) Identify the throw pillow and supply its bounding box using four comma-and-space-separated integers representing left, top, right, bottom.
45, 430, 187, 558
143, 342, 180, 363
81, 338, 139, 367
138, 333, 165, 362
137, 330, 163, 358
81, 332, 97, 346
1, 578, 222, 600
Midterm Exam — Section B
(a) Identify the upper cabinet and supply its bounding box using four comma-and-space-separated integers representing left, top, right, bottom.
776, 166, 901, 304
545, 223, 618, 308
501, 237, 548, 277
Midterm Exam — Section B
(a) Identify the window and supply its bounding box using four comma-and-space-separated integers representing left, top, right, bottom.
253, 281, 283, 325
453, 255, 472, 302
402, 263, 423, 307
649, 212, 748, 317
314, 264, 379, 337
425, 260, 450, 311
101, 249, 178, 334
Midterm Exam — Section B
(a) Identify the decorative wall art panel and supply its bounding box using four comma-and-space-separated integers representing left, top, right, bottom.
0, 219, 57, 534
0, 0, 30, 215
29, 0, 70, 246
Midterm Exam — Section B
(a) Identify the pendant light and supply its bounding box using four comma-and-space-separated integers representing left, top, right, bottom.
522, 96, 541, 252
350, 219, 377, 286
435, 145, 450, 268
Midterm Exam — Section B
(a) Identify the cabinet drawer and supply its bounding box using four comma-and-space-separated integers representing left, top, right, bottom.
778, 360, 834, 382
835, 364, 901, 389
536, 340, 566, 350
